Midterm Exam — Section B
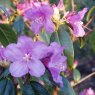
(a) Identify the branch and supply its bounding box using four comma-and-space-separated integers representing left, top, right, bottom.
84, 15, 95, 28
83, 26, 94, 37
72, 72, 95, 87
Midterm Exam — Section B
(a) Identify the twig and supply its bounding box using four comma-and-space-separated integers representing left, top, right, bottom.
71, 0, 75, 11
84, 15, 95, 28
83, 26, 93, 37
85, 30, 94, 37
83, 26, 93, 31
73, 72, 95, 87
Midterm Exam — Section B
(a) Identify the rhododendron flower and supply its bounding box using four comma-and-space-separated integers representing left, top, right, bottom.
41, 42, 67, 86
65, 8, 88, 37
80, 88, 95, 95
5, 36, 48, 77
24, 2, 54, 34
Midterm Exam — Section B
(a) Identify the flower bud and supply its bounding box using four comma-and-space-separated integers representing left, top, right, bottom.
53, 7, 60, 21
0, 60, 10, 68
73, 60, 78, 69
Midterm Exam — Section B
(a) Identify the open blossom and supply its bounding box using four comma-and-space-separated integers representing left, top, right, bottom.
24, 2, 54, 34
41, 42, 67, 86
80, 88, 95, 95
4, 36, 48, 77
65, 8, 88, 37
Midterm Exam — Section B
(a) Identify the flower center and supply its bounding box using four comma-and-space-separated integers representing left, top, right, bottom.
34, 16, 44, 24
23, 53, 32, 62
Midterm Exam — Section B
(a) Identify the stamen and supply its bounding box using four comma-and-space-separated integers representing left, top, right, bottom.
23, 53, 32, 62
34, 16, 44, 24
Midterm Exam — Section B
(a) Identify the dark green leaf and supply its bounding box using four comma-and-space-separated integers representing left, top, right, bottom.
31, 81, 50, 95
73, 69, 81, 82
13, 16, 25, 33
59, 76, 76, 95
22, 85, 34, 95
86, 6, 95, 21
39, 31, 51, 45
50, 0, 59, 5
0, 68, 9, 79
50, 28, 74, 68
89, 30, 95, 53
0, 79, 15, 95
22, 81, 50, 95
0, 24, 17, 46
39, 70, 55, 95
31, 70, 55, 95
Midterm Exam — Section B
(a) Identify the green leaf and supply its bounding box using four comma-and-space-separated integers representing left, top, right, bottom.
0, 24, 17, 46
39, 70, 55, 95
31, 81, 50, 95
50, 28, 74, 68
50, 0, 59, 5
13, 16, 25, 33
0, 0, 11, 8
89, 30, 95, 53
31, 70, 55, 95
0, 68, 9, 79
86, 6, 95, 21
73, 69, 81, 82
39, 31, 51, 45
22, 85, 34, 95
78, 37, 86, 48
59, 76, 76, 95
0, 79, 16, 95
22, 81, 50, 95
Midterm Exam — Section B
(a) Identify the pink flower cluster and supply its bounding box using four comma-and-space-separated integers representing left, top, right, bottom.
80, 88, 95, 95
17, 0, 87, 37
65, 8, 88, 37
18, 0, 54, 34
0, 36, 67, 86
